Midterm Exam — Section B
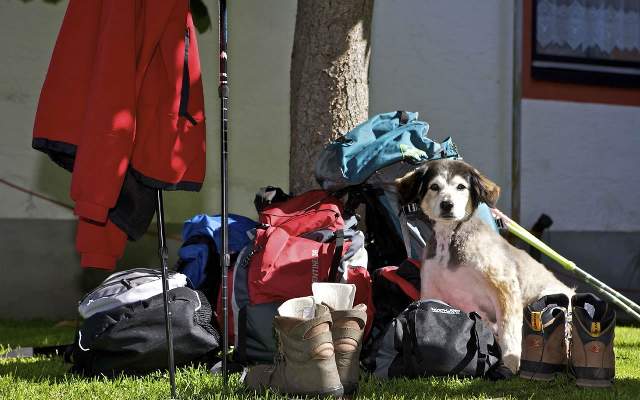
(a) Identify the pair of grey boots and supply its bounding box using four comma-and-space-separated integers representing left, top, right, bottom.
520, 293, 616, 387
244, 283, 367, 397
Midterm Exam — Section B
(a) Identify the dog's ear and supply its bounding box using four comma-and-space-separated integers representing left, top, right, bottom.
469, 168, 500, 208
395, 166, 428, 205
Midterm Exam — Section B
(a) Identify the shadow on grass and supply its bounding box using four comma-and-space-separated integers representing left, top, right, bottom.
0, 356, 69, 382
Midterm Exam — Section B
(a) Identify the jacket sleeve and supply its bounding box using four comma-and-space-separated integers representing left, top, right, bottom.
70, 0, 137, 222
77, 217, 128, 270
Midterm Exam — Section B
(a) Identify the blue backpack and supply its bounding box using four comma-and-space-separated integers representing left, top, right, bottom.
315, 111, 459, 190
315, 111, 497, 270
176, 214, 257, 304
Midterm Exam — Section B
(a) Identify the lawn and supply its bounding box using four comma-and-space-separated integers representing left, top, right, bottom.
1, 320, 639, 399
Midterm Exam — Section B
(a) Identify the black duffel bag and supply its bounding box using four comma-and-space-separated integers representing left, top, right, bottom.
374, 299, 510, 380
68, 286, 219, 376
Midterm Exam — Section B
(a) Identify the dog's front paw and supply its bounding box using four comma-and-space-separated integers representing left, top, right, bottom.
502, 353, 520, 374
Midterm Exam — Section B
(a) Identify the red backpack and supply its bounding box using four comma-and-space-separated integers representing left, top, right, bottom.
249, 190, 347, 303
231, 190, 373, 363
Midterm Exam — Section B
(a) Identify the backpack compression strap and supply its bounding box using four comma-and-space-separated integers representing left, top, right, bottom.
328, 229, 345, 282
379, 267, 420, 301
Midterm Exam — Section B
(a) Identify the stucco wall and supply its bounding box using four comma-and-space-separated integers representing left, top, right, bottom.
0, 0, 72, 220
4, 1, 638, 231
369, 0, 515, 213
521, 99, 640, 231
0, 0, 296, 223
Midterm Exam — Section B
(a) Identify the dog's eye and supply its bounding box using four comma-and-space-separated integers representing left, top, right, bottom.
429, 183, 440, 192
457, 184, 466, 191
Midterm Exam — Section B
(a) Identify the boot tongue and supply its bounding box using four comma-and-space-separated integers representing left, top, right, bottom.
278, 296, 316, 319
574, 293, 609, 322
312, 283, 356, 310
584, 303, 596, 319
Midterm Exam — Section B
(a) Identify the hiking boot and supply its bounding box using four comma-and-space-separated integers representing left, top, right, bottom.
244, 296, 343, 397
313, 283, 367, 395
569, 293, 616, 388
519, 293, 569, 381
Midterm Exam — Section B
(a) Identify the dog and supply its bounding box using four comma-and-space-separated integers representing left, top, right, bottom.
395, 159, 573, 373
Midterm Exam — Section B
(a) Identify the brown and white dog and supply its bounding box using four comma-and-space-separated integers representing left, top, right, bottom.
395, 159, 573, 373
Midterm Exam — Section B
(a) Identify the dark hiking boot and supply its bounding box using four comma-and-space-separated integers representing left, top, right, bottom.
244, 297, 343, 397
569, 293, 616, 388
519, 293, 569, 381
312, 282, 367, 395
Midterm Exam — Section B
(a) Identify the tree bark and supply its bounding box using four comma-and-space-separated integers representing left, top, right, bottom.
290, 0, 374, 194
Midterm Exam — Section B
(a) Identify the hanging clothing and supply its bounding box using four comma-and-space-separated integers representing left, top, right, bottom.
32, 0, 207, 269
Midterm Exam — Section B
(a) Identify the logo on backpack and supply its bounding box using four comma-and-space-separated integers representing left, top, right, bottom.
311, 249, 319, 282
430, 307, 460, 315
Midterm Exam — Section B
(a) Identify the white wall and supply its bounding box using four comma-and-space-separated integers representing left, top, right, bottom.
168, 0, 296, 223
0, 0, 296, 223
521, 99, 640, 232
2, 0, 638, 235
369, 0, 515, 213
0, 0, 72, 220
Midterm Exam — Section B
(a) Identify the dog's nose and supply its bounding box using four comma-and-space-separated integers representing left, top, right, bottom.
440, 200, 454, 213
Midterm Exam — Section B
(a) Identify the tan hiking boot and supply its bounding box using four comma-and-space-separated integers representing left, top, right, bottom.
519, 293, 569, 381
330, 304, 367, 394
313, 283, 367, 395
244, 296, 343, 397
569, 293, 616, 388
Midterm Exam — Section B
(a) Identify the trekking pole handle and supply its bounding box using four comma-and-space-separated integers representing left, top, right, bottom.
491, 208, 574, 271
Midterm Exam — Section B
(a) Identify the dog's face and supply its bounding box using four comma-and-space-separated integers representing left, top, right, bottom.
396, 159, 500, 223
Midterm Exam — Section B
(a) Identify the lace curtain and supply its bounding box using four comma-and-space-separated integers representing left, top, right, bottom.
536, 0, 640, 62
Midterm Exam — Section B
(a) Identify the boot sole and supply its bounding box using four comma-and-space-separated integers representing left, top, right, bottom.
280, 385, 345, 399
519, 360, 566, 381
575, 378, 614, 388
570, 366, 614, 388
519, 371, 560, 381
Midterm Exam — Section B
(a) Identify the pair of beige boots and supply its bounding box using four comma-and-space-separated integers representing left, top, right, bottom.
244, 283, 367, 397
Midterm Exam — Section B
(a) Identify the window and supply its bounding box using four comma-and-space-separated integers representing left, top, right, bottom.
532, 0, 640, 87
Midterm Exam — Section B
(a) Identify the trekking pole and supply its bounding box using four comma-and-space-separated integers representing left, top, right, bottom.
492, 208, 640, 323
156, 189, 177, 399
218, 0, 230, 390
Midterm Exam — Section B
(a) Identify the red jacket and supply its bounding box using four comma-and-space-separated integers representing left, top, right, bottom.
33, 0, 206, 223
33, 0, 206, 269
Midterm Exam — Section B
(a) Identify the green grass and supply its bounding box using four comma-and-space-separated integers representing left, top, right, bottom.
1, 320, 639, 399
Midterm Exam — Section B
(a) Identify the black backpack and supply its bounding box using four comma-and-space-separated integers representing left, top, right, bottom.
373, 300, 510, 380
68, 287, 220, 376
361, 259, 421, 371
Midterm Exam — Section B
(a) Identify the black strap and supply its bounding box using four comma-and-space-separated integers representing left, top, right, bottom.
236, 306, 248, 363
328, 230, 344, 282
178, 28, 197, 125
253, 186, 291, 213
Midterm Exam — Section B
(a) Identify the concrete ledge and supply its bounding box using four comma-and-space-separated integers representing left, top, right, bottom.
540, 231, 640, 320
0, 218, 182, 320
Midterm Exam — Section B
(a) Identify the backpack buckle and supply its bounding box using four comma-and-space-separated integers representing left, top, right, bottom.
401, 203, 420, 215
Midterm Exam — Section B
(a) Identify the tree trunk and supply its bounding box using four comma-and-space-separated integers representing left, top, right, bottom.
290, 0, 374, 194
